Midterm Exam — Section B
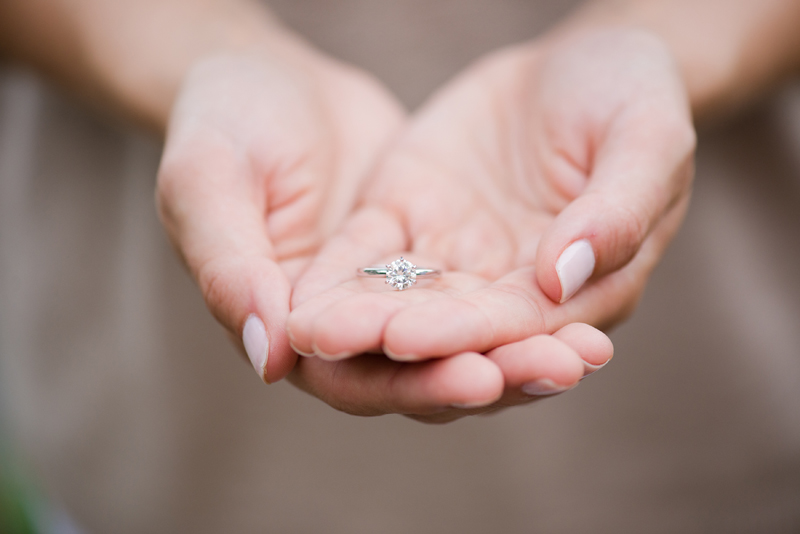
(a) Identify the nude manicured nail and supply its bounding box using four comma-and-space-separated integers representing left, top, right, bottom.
290, 343, 316, 358
243, 314, 269, 382
582, 360, 610, 378
311, 342, 353, 361
521, 378, 575, 397
556, 239, 595, 303
287, 328, 315, 358
451, 400, 494, 410
383, 345, 417, 362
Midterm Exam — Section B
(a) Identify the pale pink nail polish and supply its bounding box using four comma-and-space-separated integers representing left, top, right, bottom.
310, 341, 353, 361
582, 360, 610, 378
521, 378, 575, 396
243, 314, 269, 382
287, 328, 315, 358
556, 239, 595, 303
451, 400, 494, 409
290, 342, 316, 358
383, 345, 417, 362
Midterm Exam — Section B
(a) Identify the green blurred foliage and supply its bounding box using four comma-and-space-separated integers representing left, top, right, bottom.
0, 453, 38, 534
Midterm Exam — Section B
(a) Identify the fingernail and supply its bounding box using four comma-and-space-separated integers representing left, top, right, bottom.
287, 329, 315, 358
582, 360, 609, 378
311, 342, 353, 361
383, 345, 417, 362
521, 378, 575, 397
556, 239, 595, 303
450, 400, 493, 410
290, 341, 316, 358
243, 314, 269, 382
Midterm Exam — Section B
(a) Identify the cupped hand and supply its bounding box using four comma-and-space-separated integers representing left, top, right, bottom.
289, 322, 612, 424
286, 29, 695, 416
157, 44, 405, 383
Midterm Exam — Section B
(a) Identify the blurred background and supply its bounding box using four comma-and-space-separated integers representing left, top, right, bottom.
1, 1, 799, 532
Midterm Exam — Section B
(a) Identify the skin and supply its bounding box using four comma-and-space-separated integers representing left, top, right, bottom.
157, 50, 407, 383
0, 0, 614, 419
287, 30, 695, 360
283, 1, 800, 420
157, 44, 615, 418
1, 0, 799, 422
286, 30, 692, 421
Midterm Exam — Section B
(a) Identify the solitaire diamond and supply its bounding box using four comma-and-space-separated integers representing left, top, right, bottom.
386, 257, 417, 290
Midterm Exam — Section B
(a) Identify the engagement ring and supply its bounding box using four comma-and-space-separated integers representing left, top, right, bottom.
357, 257, 441, 291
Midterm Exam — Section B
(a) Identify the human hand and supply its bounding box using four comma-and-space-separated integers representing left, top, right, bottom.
155, 44, 611, 423
285, 29, 694, 419
289, 322, 612, 423
157, 44, 404, 383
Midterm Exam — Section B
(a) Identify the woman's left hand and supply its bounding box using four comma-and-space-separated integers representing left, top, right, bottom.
286, 29, 694, 421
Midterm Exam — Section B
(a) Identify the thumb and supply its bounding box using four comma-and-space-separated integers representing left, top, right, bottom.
536, 116, 695, 303
157, 144, 296, 384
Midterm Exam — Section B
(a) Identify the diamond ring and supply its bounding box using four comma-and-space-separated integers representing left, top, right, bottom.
357, 257, 441, 291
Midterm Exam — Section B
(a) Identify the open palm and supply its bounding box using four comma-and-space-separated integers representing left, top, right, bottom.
286, 30, 694, 419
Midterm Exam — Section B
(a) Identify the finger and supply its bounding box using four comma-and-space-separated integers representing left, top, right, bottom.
382, 208, 674, 361
536, 106, 696, 303
487, 334, 584, 400
288, 352, 504, 417
411, 324, 614, 422
158, 136, 295, 384
289, 205, 407, 309
286, 205, 409, 356
297, 269, 486, 360
382, 266, 554, 359
551, 322, 614, 376
487, 323, 613, 406
309, 290, 438, 360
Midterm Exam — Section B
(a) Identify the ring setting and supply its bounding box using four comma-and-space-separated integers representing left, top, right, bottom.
357, 257, 441, 291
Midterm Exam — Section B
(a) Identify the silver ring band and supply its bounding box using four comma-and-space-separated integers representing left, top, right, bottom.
357, 257, 441, 291
357, 267, 440, 277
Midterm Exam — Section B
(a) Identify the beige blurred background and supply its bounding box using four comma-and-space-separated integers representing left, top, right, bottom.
1, 1, 799, 532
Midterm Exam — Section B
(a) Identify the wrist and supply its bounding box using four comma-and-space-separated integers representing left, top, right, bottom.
548, 0, 800, 121
90, 4, 325, 135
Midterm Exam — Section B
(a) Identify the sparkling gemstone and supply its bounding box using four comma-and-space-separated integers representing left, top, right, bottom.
386, 257, 417, 290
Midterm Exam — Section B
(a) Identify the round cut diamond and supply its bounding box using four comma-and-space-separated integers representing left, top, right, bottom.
386, 257, 417, 290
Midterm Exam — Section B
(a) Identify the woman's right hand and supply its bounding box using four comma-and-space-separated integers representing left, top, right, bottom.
156, 42, 406, 384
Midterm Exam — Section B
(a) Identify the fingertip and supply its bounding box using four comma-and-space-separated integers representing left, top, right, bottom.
263, 331, 297, 384
359, 349, 504, 414
288, 334, 316, 358
434, 353, 504, 409
537, 237, 596, 304
555, 239, 596, 303
310, 294, 401, 360
488, 335, 585, 391
552, 323, 614, 369
241, 312, 296, 384
383, 344, 419, 362
244, 262, 295, 383
535, 238, 567, 304
384, 299, 490, 359
285, 301, 322, 357
260, 300, 296, 383
243, 314, 269, 381
311, 341, 354, 362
